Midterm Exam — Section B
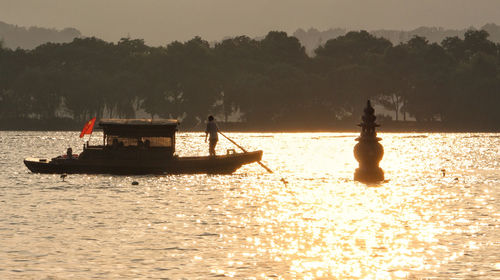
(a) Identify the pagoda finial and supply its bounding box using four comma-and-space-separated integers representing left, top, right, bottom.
358, 99, 379, 139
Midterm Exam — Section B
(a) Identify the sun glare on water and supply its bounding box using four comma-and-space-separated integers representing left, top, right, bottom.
0, 132, 498, 279
213, 133, 498, 279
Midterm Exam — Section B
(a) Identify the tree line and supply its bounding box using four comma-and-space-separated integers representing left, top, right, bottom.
0, 30, 499, 130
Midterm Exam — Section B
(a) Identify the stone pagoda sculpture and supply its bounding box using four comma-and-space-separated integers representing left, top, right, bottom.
353, 100, 384, 182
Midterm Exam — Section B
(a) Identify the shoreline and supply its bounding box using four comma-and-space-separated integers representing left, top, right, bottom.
1, 126, 498, 134
0, 118, 498, 133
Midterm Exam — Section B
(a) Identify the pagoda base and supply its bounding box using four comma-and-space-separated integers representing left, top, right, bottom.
354, 167, 384, 183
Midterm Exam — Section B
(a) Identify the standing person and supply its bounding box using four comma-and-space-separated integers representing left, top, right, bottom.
205, 115, 219, 156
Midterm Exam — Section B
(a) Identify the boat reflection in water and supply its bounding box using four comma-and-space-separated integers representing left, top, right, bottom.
24, 119, 262, 174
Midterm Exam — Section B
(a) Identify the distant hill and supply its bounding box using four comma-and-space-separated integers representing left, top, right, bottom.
0, 21, 81, 49
294, 23, 500, 56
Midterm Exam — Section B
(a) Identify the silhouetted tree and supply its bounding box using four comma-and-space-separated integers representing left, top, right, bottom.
0, 30, 498, 130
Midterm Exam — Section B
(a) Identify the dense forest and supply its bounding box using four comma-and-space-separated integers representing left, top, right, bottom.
0, 29, 499, 131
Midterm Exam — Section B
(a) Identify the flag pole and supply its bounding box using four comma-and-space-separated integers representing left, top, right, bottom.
87, 132, 93, 146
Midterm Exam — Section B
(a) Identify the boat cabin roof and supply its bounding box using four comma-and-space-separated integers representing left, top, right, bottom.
99, 118, 179, 138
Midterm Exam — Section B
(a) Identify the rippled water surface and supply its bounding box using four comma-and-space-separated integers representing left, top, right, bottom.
0, 131, 499, 279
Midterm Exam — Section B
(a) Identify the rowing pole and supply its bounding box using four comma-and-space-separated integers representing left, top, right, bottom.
218, 131, 274, 174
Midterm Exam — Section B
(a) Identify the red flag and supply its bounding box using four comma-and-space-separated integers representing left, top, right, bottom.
80, 117, 96, 138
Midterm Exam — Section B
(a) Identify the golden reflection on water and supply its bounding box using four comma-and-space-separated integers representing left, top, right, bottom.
0, 132, 498, 279
215, 133, 499, 279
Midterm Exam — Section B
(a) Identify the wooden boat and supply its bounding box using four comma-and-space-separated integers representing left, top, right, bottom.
24, 119, 263, 175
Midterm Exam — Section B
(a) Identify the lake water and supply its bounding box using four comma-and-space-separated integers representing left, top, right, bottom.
0, 131, 499, 279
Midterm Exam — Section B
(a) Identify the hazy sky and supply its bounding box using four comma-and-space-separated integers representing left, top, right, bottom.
1, 0, 499, 45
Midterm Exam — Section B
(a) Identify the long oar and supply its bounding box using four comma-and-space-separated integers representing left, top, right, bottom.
218, 131, 274, 174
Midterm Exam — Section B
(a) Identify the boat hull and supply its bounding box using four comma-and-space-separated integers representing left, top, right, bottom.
24, 151, 263, 175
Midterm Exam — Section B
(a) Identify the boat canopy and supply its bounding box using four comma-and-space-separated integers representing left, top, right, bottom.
99, 118, 178, 138
98, 118, 179, 153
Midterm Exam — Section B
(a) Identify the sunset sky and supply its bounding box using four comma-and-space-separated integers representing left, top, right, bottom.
1, 0, 499, 45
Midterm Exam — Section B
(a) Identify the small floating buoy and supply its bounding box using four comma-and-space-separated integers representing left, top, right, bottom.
132, 181, 139, 185
60, 173, 67, 181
